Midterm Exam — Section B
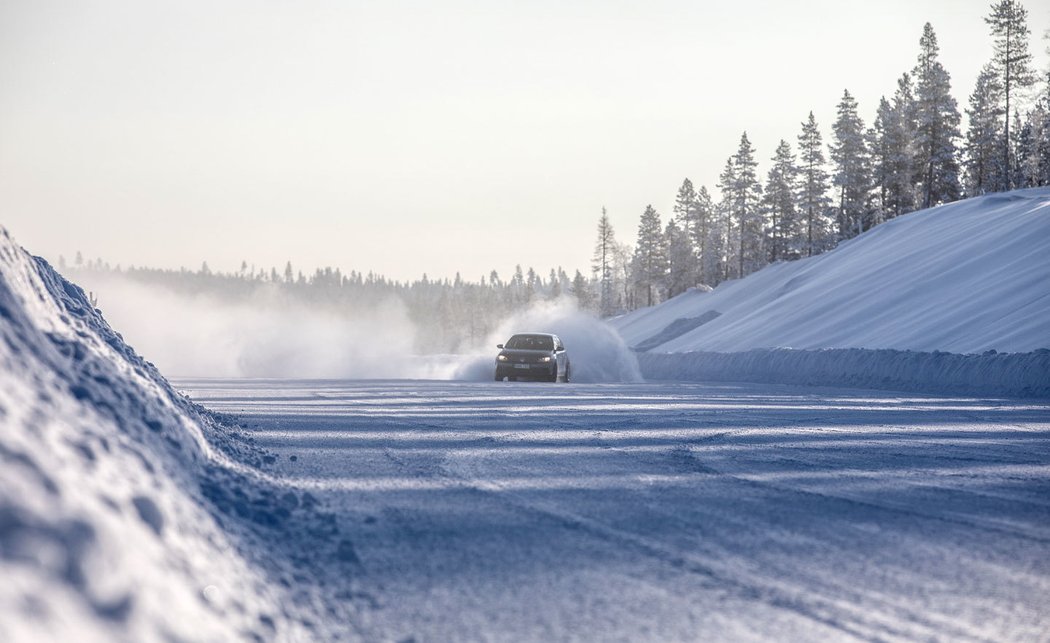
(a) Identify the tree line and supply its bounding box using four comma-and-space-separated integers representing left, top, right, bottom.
594, 1, 1050, 315
62, 252, 594, 354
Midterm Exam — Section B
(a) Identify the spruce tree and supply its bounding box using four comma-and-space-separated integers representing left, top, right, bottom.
592, 208, 617, 316
796, 112, 833, 256
691, 186, 716, 285
830, 90, 872, 238
664, 219, 696, 298
985, 0, 1036, 190
762, 140, 799, 262
912, 23, 962, 207
965, 64, 1007, 194
571, 270, 595, 311
721, 133, 764, 278
869, 97, 896, 225
716, 158, 737, 281
673, 179, 697, 239
631, 205, 668, 307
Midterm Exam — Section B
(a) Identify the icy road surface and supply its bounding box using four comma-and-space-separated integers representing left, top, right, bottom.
177, 379, 1050, 642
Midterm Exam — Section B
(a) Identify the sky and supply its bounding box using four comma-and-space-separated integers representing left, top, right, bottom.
1, 0, 1048, 283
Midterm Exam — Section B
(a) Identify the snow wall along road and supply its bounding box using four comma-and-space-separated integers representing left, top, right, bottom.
0, 228, 360, 641
612, 188, 1050, 398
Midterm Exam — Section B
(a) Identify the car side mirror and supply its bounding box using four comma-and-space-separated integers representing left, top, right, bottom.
555, 347, 564, 352
497, 344, 504, 349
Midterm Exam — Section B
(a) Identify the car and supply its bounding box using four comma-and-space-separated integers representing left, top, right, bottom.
494, 333, 571, 382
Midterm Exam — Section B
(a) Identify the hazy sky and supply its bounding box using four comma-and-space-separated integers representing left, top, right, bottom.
2, 1, 1048, 282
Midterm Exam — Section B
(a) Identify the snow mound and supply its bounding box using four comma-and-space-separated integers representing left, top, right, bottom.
613, 188, 1050, 355
0, 228, 356, 640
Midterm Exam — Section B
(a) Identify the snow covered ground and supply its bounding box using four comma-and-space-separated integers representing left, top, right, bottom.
177, 378, 1050, 641
612, 189, 1050, 356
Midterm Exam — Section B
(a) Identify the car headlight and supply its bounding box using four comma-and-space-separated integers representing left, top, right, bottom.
497, 355, 508, 361
539, 356, 551, 363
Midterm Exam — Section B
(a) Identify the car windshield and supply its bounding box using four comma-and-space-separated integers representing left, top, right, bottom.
505, 334, 554, 351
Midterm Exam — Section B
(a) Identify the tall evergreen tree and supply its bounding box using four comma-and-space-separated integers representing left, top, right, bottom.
762, 140, 799, 262
672, 179, 697, 239
985, 0, 1036, 190
912, 23, 962, 207
690, 185, 717, 285
631, 205, 668, 307
796, 112, 834, 257
722, 133, 764, 278
592, 207, 618, 316
869, 97, 896, 225
830, 90, 872, 238
571, 270, 595, 311
664, 219, 696, 298
965, 64, 1007, 194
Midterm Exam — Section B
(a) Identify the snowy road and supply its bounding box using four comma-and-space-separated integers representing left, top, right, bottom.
176, 379, 1050, 642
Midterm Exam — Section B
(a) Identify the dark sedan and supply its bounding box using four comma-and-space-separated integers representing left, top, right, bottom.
494, 333, 570, 382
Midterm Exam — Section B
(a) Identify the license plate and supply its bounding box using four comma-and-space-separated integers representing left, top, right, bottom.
513, 364, 529, 369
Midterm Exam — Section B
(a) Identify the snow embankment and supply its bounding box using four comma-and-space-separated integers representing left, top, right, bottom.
638, 348, 1050, 398
612, 189, 1050, 396
0, 228, 354, 641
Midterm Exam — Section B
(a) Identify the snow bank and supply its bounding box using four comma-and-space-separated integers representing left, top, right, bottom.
611, 189, 1050, 395
438, 298, 642, 383
639, 348, 1050, 398
0, 228, 355, 641
613, 189, 1050, 355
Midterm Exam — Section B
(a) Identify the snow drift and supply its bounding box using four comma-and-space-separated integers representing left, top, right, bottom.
0, 228, 356, 641
612, 189, 1050, 395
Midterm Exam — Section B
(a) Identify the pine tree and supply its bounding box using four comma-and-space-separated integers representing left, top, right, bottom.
691, 186, 716, 285
631, 205, 668, 307
664, 219, 696, 298
796, 112, 834, 257
716, 159, 737, 281
869, 97, 896, 224
592, 208, 618, 316
719, 133, 764, 278
985, 0, 1037, 190
965, 64, 1007, 194
673, 178, 697, 240
571, 270, 594, 311
762, 140, 799, 262
912, 23, 962, 207
1025, 71, 1050, 186
830, 90, 872, 238
891, 73, 920, 212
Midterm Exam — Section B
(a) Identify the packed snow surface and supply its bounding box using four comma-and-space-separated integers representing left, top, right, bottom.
179, 378, 1050, 641
612, 189, 1050, 355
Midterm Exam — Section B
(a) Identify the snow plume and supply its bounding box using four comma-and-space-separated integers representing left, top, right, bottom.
73, 272, 420, 378
75, 273, 641, 382
445, 298, 642, 383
